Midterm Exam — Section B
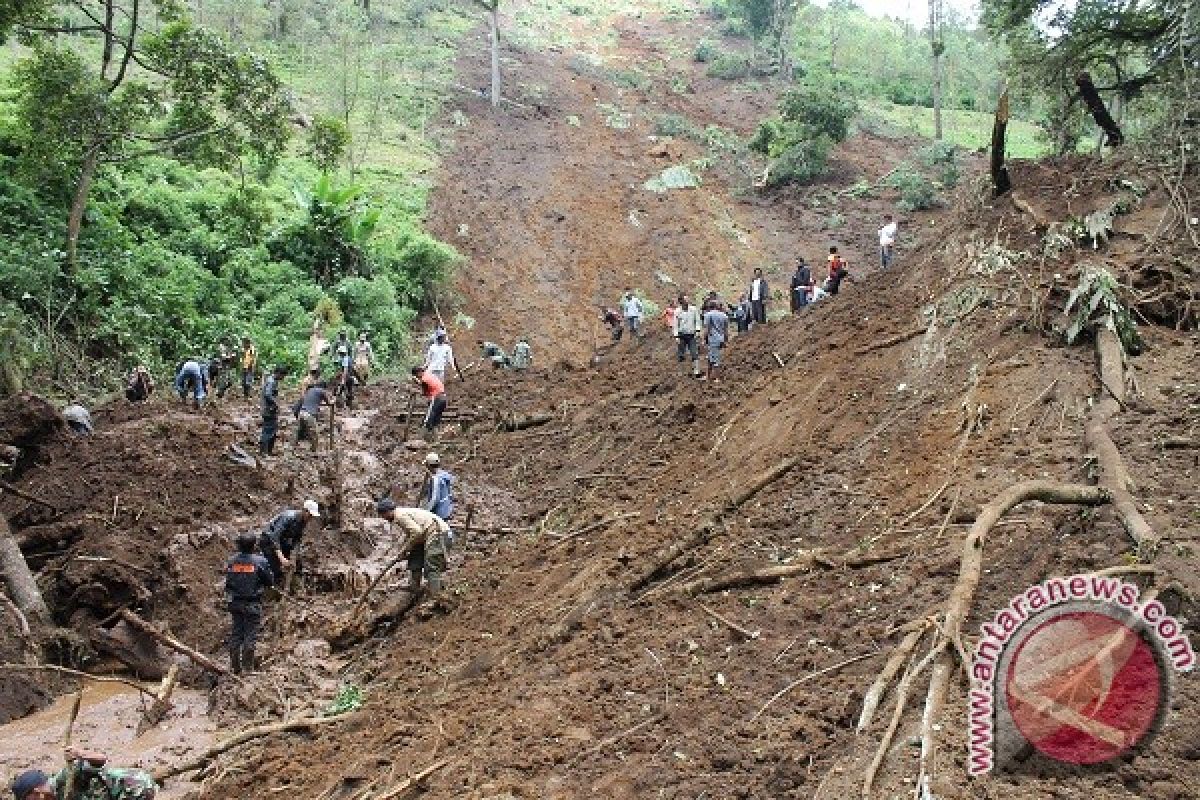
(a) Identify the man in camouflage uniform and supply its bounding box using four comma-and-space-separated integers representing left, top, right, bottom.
374, 500, 451, 594
10, 749, 157, 799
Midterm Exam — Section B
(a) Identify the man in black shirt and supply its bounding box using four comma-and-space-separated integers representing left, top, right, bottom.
257, 499, 319, 584
790, 258, 812, 312
291, 381, 332, 452
259, 366, 286, 457
224, 533, 274, 673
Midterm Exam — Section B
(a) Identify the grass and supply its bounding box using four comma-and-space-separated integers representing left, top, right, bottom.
865, 101, 1050, 159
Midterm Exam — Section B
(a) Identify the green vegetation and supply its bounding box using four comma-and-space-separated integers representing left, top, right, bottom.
749, 81, 858, 186
0, 0, 470, 396
865, 102, 1047, 158
324, 683, 365, 716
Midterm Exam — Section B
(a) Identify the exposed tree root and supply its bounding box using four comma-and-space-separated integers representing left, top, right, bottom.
854, 326, 929, 356
0, 663, 157, 698
0, 514, 48, 625
153, 714, 357, 782
1085, 328, 1159, 555
675, 549, 907, 597
628, 455, 803, 594
372, 758, 453, 800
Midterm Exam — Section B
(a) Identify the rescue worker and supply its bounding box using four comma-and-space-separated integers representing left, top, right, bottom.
477, 340, 508, 368
510, 338, 533, 370
354, 333, 375, 385
10, 751, 158, 799
224, 533, 274, 674
257, 500, 319, 584
124, 366, 154, 404
239, 336, 257, 400
209, 345, 235, 399
173, 360, 209, 409
331, 332, 354, 410
62, 403, 93, 435
424, 331, 460, 382
411, 366, 447, 441
790, 258, 812, 312
418, 452, 454, 531
291, 380, 332, 453
260, 365, 285, 456
599, 307, 623, 342
672, 295, 702, 378
374, 500, 451, 595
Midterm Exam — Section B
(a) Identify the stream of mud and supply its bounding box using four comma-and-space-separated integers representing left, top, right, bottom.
0, 682, 215, 798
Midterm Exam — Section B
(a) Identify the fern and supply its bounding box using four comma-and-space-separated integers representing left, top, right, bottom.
1063, 264, 1141, 353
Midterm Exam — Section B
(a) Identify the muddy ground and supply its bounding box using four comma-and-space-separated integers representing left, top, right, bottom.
2, 2, 1198, 799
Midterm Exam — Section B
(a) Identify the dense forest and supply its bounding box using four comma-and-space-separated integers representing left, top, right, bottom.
0, 0, 1194, 396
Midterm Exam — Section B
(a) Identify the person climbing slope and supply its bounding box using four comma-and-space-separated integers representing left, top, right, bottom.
411, 366, 447, 441
672, 295, 702, 378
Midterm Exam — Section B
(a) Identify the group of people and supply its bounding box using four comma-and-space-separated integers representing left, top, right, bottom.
170, 336, 262, 410
222, 451, 457, 677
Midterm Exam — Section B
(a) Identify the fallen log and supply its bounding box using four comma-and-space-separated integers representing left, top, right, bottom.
676, 549, 906, 596
551, 511, 641, 547
497, 411, 554, 431
0, 515, 48, 625
0, 480, 58, 510
628, 455, 803, 593
331, 590, 418, 651
153, 714, 356, 782
0, 663, 157, 697
118, 610, 240, 683
854, 326, 928, 356
374, 757, 453, 800
137, 664, 180, 735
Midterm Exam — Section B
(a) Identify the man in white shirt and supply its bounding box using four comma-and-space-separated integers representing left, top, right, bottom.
879, 214, 898, 269
423, 331, 459, 382
672, 295, 703, 377
621, 290, 644, 339
749, 268, 768, 325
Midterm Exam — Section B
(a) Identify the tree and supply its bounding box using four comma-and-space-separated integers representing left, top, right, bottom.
928, 0, 944, 140
5, 0, 291, 271
982, 0, 1190, 151
730, 0, 800, 75
471, 0, 501, 109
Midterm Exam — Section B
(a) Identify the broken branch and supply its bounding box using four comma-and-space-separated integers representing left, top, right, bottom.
750, 652, 879, 723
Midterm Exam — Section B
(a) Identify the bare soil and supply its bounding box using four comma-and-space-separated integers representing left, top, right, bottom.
2, 3, 1197, 799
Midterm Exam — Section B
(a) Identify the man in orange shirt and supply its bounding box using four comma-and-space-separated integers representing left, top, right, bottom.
411, 366, 447, 440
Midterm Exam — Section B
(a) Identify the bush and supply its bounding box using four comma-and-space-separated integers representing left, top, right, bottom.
706, 53, 752, 80
693, 39, 719, 63
764, 137, 833, 187
888, 166, 941, 210
918, 141, 960, 188
654, 113, 702, 140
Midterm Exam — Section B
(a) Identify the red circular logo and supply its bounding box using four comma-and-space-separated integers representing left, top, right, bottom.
1004, 609, 1165, 765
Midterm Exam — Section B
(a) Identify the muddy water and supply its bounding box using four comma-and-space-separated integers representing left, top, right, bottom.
0, 681, 216, 798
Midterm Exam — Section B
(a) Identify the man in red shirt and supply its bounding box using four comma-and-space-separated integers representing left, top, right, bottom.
411, 366, 447, 440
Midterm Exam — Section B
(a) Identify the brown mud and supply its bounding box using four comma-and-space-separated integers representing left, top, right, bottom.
2, 2, 1198, 799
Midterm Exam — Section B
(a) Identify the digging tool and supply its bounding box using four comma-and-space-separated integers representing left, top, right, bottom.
401, 391, 418, 441
61, 689, 84, 797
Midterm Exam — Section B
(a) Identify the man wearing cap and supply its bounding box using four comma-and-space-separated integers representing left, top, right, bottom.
10, 750, 157, 799
374, 500, 451, 594
257, 500, 319, 584
418, 453, 454, 531
224, 533, 274, 674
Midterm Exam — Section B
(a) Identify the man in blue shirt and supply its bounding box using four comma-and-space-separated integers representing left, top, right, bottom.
419, 452, 454, 542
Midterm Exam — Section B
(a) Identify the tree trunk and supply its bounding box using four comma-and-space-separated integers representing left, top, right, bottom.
65, 145, 101, 273
488, 8, 501, 109
0, 516, 48, 626
990, 89, 1012, 196
928, 0, 943, 141
1075, 72, 1123, 147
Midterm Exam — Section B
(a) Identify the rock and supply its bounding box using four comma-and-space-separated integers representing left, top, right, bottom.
293, 638, 332, 660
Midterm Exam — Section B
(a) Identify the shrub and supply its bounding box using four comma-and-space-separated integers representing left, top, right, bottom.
888, 166, 941, 210
654, 113, 702, 139
706, 53, 752, 80
693, 39, 719, 63
764, 137, 833, 187
306, 115, 351, 174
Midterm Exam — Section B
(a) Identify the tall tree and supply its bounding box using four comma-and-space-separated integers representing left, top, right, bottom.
982, 0, 1190, 151
471, 0, 501, 109
4, 0, 291, 271
928, 0, 944, 140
